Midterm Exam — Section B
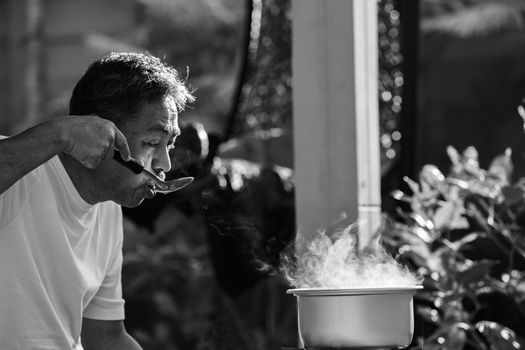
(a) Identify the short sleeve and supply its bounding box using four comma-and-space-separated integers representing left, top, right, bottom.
83, 232, 126, 320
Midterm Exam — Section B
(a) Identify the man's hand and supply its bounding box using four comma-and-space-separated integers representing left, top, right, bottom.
0, 115, 131, 195
55, 116, 131, 169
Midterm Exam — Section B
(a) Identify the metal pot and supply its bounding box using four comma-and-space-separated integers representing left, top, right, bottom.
287, 286, 423, 349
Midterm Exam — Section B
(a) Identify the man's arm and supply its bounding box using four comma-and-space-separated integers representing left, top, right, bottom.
81, 318, 143, 350
0, 116, 130, 195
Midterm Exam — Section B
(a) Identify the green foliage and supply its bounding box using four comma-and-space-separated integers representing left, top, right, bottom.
122, 156, 296, 350
231, 0, 291, 136
378, 0, 404, 171
382, 146, 525, 350
122, 208, 217, 350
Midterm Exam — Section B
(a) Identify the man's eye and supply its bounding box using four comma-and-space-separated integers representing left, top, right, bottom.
146, 141, 160, 147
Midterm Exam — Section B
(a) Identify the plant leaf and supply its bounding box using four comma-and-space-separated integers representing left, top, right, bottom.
475, 321, 522, 350
417, 306, 441, 323
457, 260, 498, 286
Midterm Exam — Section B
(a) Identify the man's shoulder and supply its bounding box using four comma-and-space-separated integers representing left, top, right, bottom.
0, 157, 53, 229
97, 201, 123, 231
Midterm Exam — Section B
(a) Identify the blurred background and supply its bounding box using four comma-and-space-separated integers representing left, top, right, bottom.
1, 0, 525, 349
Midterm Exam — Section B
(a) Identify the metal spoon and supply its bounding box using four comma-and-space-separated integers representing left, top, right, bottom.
113, 149, 194, 194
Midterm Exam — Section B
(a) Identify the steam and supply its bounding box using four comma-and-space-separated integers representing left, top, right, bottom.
281, 221, 420, 289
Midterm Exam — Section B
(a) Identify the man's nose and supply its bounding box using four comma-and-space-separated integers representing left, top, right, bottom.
152, 148, 172, 174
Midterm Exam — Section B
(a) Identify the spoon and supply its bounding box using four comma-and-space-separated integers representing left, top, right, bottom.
112, 149, 194, 194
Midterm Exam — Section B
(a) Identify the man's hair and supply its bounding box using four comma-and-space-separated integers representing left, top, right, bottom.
69, 52, 195, 123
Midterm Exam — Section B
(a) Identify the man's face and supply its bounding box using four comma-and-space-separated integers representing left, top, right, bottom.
95, 96, 180, 207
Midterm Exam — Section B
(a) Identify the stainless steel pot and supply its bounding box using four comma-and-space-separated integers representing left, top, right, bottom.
287, 286, 423, 349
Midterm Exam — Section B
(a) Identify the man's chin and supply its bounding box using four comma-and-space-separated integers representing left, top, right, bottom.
119, 194, 147, 208
119, 187, 157, 207
121, 199, 144, 208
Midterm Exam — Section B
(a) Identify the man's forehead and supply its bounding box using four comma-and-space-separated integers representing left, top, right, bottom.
147, 118, 180, 136
125, 96, 180, 137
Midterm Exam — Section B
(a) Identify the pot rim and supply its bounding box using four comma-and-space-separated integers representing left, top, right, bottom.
287, 285, 423, 296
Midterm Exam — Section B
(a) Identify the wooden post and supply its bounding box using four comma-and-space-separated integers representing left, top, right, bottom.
292, 0, 381, 250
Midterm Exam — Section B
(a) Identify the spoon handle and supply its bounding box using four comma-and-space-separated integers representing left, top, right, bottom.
113, 149, 144, 174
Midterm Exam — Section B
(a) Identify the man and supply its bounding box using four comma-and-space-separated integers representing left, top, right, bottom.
0, 52, 194, 349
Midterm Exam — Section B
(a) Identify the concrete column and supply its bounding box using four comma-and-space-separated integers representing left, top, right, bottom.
292, 0, 381, 250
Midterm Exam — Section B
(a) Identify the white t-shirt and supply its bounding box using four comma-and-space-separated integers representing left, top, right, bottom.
0, 155, 125, 349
